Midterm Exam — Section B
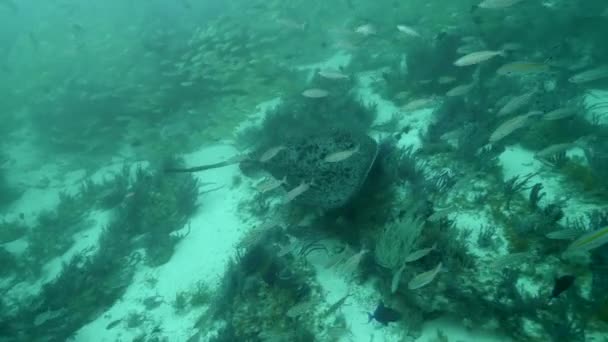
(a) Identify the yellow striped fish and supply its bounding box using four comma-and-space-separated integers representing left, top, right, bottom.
567, 226, 608, 252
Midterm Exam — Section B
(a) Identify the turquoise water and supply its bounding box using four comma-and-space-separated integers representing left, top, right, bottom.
1, 1, 608, 341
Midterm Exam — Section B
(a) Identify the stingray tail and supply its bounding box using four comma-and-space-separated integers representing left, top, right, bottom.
164, 165, 211, 173
164, 155, 247, 174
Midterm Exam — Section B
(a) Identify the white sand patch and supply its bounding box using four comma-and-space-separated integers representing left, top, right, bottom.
499, 144, 600, 219
153, 144, 247, 297
452, 210, 505, 258
358, 71, 435, 150
395, 107, 434, 151
357, 70, 398, 124
516, 276, 543, 299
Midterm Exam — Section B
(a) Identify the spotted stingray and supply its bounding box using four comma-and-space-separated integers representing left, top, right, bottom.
166, 129, 378, 209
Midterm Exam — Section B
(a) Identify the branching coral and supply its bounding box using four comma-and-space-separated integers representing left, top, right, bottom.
200, 223, 319, 341
89, 166, 132, 210
395, 146, 428, 189
502, 172, 538, 210
114, 164, 199, 266
24, 191, 92, 275
374, 209, 424, 270
477, 225, 499, 250
528, 183, 546, 210
379, 144, 430, 198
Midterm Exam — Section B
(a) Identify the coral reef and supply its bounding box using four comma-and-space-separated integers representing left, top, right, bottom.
0, 163, 200, 340
4, 1, 608, 341
195, 223, 321, 341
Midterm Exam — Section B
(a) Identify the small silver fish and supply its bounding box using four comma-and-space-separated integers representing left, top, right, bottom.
318, 69, 349, 80
496, 61, 551, 76
302, 88, 329, 98
340, 249, 368, 276
489, 113, 531, 142
497, 92, 534, 117
396, 25, 421, 37
391, 262, 407, 293
324, 145, 360, 163
355, 24, 376, 36
454, 50, 504, 67
478, 0, 525, 9
284, 180, 312, 202
256, 176, 287, 193
324, 291, 351, 316
535, 143, 574, 159
446, 83, 475, 97
259, 145, 286, 162
543, 107, 577, 121
404, 243, 437, 263
569, 65, 608, 84
408, 262, 442, 290
401, 97, 437, 111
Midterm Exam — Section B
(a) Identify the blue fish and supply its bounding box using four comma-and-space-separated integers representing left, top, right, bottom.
551, 275, 575, 299
368, 302, 401, 326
